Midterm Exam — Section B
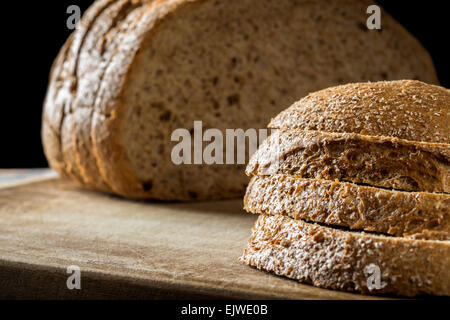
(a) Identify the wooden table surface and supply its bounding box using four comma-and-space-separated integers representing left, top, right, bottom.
0, 169, 381, 300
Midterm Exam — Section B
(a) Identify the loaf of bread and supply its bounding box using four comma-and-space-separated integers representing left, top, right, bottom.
42, 0, 439, 200
247, 129, 450, 193
242, 79, 449, 296
245, 175, 450, 239
240, 214, 450, 297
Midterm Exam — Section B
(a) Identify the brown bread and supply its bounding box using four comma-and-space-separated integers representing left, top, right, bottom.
246, 129, 450, 193
270, 80, 449, 144
42, 0, 438, 200
240, 214, 450, 296
244, 174, 450, 240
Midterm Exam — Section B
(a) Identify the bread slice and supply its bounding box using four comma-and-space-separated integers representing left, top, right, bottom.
246, 129, 450, 193
68, 0, 144, 192
244, 174, 450, 239
41, 0, 117, 186
43, 0, 439, 200
42, 0, 148, 193
240, 214, 450, 296
269, 80, 449, 144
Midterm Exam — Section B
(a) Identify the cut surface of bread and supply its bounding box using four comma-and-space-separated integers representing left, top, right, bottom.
247, 129, 450, 193
244, 175, 450, 240
42, 0, 439, 200
269, 80, 449, 144
240, 214, 450, 296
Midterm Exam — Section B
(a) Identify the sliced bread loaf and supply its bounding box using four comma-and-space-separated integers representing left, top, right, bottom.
43, 0, 439, 200
240, 214, 450, 296
269, 80, 449, 144
246, 129, 450, 193
244, 175, 450, 239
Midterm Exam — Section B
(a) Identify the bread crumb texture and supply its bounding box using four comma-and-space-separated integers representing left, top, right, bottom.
244, 175, 450, 240
247, 129, 450, 193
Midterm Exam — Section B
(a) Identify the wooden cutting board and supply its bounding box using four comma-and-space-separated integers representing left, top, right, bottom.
0, 175, 382, 300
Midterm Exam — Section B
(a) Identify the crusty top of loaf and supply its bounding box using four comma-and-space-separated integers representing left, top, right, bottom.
269, 80, 450, 144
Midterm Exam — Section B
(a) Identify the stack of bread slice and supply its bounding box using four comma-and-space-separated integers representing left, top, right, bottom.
240, 80, 450, 297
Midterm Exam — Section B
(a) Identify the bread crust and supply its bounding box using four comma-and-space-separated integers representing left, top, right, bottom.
91, 0, 184, 198
270, 80, 449, 144
247, 129, 450, 193
41, 33, 74, 181
70, 0, 150, 192
240, 214, 450, 296
244, 175, 450, 239
42, 0, 115, 185
43, 0, 157, 193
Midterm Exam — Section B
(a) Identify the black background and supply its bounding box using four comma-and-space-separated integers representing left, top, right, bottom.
2, 1, 448, 168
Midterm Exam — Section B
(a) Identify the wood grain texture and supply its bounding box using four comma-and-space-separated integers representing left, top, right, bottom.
0, 169, 58, 188
0, 177, 382, 299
